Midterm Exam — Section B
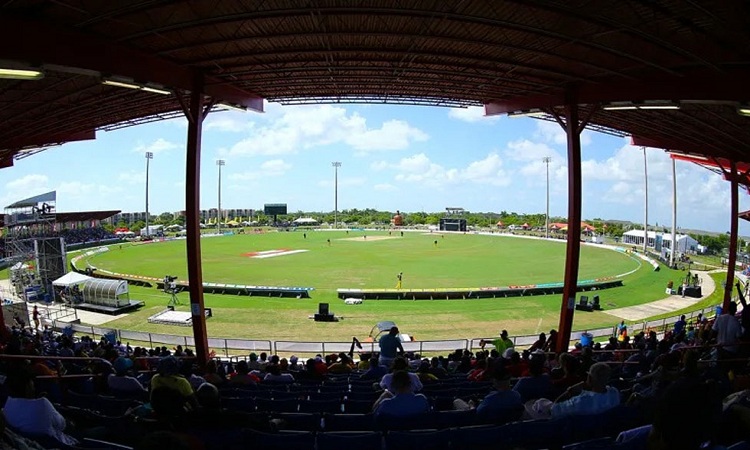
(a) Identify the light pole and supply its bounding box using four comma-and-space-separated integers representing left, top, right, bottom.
216, 159, 225, 235
332, 161, 341, 229
543, 156, 551, 239
144, 152, 153, 237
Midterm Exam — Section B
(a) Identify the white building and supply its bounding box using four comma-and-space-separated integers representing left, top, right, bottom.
622, 229, 699, 254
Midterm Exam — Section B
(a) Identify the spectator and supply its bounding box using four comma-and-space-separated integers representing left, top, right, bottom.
201, 359, 226, 386
673, 314, 687, 336
228, 360, 259, 386
3, 370, 79, 446
108, 356, 147, 395
379, 357, 423, 393
379, 326, 404, 368
417, 361, 438, 383
263, 365, 295, 384
513, 353, 553, 402
328, 354, 354, 374
373, 370, 429, 419
529, 332, 547, 352
454, 365, 522, 423
288, 355, 300, 371
360, 357, 388, 380
428, 357, 448, 379
483, 330, 514, 354
150, 356, 198, 410
712, 302, 743, 364
550, 362, 620, 418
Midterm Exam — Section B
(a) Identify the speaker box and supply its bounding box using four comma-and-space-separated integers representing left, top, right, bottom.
314, 313, 337, 322
592, 296, 602, 310
318, 303, 329, 315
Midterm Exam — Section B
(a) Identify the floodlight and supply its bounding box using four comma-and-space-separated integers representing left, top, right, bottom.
141, 85, 172, 95
507, 108, 545, 118
102, 79, 141, 90
737, 106, 750, 117
217, 102, 247, 112
0, 68, 44, 80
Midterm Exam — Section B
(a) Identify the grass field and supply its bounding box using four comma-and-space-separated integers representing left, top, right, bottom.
71, 230, 691, 341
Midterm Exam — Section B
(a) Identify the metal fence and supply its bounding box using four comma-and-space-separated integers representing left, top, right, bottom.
47, 302, 722, 358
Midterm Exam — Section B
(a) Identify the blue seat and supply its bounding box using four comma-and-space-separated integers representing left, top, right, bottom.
222, 396, 257, 413
299, 399, 343, 414
242, 429, 315, 450
271, 412, 322, 431
451, 425, 511, 450
563, 437, 619, 450
375, 412, 436, 431
324, 413, 375, 431
729, 442, 750, 450
434, 409, 478, 428
318, 431, 383, 450
504, 417, 574, 449
386, 429, 452, 450
344, 399, 375, 414
256, 397, 299, 412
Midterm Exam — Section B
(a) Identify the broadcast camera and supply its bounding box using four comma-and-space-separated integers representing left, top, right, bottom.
163, 275, 178, 293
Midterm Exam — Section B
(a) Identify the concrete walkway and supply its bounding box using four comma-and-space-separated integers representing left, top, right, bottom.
603, 270, 716, 321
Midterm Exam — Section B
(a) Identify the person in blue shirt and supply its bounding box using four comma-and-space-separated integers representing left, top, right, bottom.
673, 315, 687, 336
454, 364, 522, 423
512, 354, 553, 402
373, 370, 429, 420
378, 326, 404, 368
360, 358, 388, 380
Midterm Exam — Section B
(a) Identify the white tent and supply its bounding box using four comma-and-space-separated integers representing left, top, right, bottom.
52, 271, 92, 287
293, 217, 318, 224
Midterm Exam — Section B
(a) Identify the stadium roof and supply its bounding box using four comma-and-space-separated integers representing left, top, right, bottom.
1, 1, 750, 165
56, 210, 120, 223
5, 191, 56, 209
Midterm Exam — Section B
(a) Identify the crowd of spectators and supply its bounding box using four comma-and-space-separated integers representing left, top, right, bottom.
0, 302, 748, 449
58, 227, 117, 246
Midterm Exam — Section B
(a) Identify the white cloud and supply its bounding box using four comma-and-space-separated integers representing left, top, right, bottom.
260, 159, 292, 175
0, 174, 51, 208
205, 115, 250, 133
318, 177, 367, 187
534, 120, 592, 147
374, 183, 397, 191
229, 159, 292, 182
134, 138, 178, 154
118, 170, 145, 185
448, 106, 499, 123
388, 153, 509, 187
370, 161, 389, 171
227, 105, 428, 157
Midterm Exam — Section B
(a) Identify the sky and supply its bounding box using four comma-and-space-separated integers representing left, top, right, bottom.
2, 101, 748, 235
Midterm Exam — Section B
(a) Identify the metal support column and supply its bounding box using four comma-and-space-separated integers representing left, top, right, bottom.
555, 103, 585, 353
182, 75, 210, 364
724, 160, 739, 310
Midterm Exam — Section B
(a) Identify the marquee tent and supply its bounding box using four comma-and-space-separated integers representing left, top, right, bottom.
52, 272, 92, 287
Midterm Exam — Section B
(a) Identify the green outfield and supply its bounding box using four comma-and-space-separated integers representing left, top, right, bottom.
72, 230, 685, 342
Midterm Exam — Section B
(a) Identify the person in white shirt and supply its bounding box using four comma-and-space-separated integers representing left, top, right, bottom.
107, 357, 147, 395
379, 357, 423, 393
712, 302, 743, 355
550, 362, 620, 417
3, 371, 78, 446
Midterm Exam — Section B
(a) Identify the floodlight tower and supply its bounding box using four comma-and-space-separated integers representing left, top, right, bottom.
145, 152, 153, 236
217, 159, 225, 235
332, 161, 342, 229
543, 156, 551, 239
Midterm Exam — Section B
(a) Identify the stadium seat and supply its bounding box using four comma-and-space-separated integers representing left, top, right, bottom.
385, 429, 453, 450
256, 397, 299, 413
318, 431, 383, 450
375, 412, 436, 431
242, 429, 315, 450
271, 412, 322, 431
451, 425, 509, 450
323, 413, 375, 432
504, 417, 574, 449
563, 437, 619, 450
222, 397, 257, 413
729, 442, 750, 450
298, 399, 343, 414
343, 399, 375, 414
434, 409, 478, 428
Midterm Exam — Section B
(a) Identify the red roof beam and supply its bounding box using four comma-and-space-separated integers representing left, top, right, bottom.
0, 15, 264, 112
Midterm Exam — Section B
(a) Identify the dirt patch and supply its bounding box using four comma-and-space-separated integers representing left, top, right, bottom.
338, 236, 399, 242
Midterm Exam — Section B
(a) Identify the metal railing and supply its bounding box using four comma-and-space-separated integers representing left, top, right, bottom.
43, 302, 723, 358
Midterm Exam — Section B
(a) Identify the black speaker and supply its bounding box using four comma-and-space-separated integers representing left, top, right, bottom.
579, 295, 589, 306
592, 296, 601, 310
318, 303, 329, 315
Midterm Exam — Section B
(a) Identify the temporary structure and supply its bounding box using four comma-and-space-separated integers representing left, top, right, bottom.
52, 272, 92, 287
80, 279, 130, 307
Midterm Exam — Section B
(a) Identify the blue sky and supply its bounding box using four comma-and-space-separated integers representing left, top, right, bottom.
2, 101, 747, 234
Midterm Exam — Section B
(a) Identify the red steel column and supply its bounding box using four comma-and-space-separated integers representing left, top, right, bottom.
724, 160, 739, 310
556, 103, 583, 353
185, 75, 210, 364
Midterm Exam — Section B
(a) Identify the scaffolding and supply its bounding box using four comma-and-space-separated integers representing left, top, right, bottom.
3, 191, 66, 298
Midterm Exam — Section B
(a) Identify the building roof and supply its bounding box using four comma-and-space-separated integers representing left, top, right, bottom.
1, 2, 750, 165
56, 210, 121, 223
